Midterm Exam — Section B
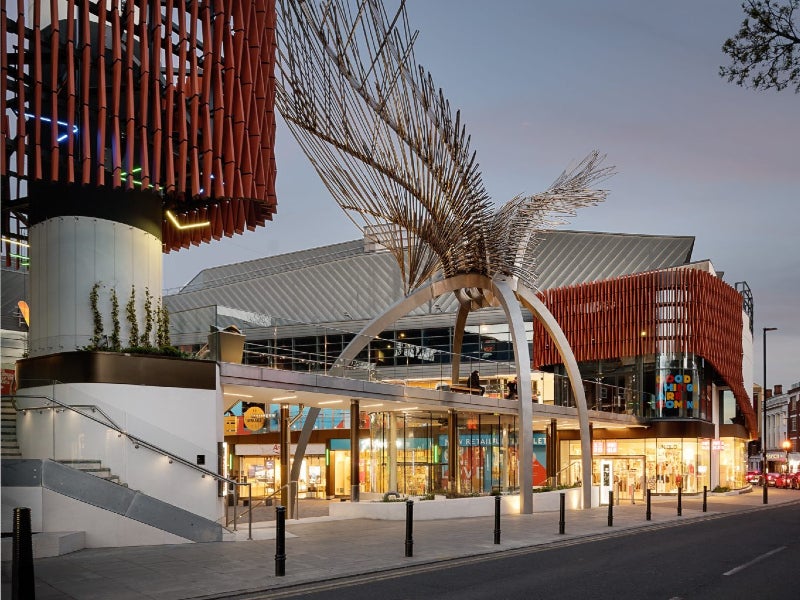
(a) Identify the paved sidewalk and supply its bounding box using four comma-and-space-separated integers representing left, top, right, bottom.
3, 489, 799, 599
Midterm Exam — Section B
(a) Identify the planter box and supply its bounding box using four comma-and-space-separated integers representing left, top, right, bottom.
16, 351, 215, 389
329, 488, 583, 520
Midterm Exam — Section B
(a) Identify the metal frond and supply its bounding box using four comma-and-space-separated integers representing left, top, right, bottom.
275, 2, 614, 295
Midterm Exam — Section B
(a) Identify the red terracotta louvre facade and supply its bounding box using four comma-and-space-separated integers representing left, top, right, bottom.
533, 268, 756, 435
1, 0, 278, 254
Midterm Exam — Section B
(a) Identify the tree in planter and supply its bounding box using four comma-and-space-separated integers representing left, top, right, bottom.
143, 287, 154, 348
126, 285, 140, 348
89, 283, 103, 348
110, 288, 121, 351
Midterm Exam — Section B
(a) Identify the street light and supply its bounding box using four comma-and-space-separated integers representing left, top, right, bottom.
782, 439, 791, 474
762, 327, 777, 504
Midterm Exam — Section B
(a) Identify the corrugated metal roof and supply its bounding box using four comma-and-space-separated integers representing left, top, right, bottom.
166, 230, 695, 331
533, 230, 694, 290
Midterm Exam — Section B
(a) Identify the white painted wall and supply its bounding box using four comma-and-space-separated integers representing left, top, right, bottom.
16, 376, 224, 521
28, 216, 162, 356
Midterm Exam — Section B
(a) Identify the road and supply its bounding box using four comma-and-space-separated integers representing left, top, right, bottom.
251, 502, 800, 600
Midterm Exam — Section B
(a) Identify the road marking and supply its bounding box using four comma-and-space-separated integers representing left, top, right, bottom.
723, 546, 786, 576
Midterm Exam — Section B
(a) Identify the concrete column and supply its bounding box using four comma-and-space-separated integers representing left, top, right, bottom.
28, 188, 163, 356
350, 399, 360, 501
388, 413, 398, 492
501, 421, 510, 490
448, 409, 458, 494
547, 418, 558, 486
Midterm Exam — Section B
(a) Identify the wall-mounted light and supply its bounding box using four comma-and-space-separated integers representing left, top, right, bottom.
165, 209, 210, 230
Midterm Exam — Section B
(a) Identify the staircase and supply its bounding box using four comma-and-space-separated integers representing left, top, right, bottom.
57, 459, 127, 487
1, 395, 22, 458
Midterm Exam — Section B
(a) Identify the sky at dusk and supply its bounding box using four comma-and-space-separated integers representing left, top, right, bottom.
163, 1, 799, 390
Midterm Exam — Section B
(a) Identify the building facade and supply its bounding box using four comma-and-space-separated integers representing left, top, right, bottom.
166, 230, 756, 499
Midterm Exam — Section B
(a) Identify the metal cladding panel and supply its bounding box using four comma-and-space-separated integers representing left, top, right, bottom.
2, 0, 278, 256
533, 268, 756, 435
533, 230, 694, 290
169, 231, 695, 319
167, 243, 404, 326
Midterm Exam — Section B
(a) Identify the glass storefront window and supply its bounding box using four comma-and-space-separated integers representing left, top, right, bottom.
718, 437, 747, 490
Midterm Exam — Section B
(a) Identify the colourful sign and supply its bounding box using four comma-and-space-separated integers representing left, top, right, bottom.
656, 373, 694, 410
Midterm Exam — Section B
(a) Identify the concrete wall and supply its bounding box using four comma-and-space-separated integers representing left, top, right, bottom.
16, 378, 223, 521
28, 216, 162, 356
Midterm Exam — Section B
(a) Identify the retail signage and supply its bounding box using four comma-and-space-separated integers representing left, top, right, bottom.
235, 443, 325, 456
224, 416, 237, 435
593, 440, 618, 454
243, 406, 266, 432
766, 451, 786, 461
655, 373, 694, 409
712, 440, 725, 451
1, 369, 15, 395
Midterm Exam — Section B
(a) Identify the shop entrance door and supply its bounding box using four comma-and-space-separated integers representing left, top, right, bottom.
330, 450, 351, 496
595, 456, 645, 504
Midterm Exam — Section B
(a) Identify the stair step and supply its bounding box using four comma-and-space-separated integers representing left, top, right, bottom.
59, 459, 103, 469
57, 460, 126, 487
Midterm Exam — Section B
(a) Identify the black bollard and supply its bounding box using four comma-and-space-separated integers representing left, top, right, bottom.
275, 505, 286, 576
607, 491, 613, 527
763, 475, 768, 504
677, 485, 682, 516
702, 485, 707, 512
559, 492, 565, 535
12, 507, 35, 600
646, 489, 651, 521
493, 495, 501, 544
405, 500, 414, 557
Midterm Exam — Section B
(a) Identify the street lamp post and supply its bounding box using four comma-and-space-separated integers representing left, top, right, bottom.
762, 327, 777, 504
782, 439, 791, 474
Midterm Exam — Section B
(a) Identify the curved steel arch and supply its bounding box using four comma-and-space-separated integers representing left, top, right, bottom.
328, 274, 593, 511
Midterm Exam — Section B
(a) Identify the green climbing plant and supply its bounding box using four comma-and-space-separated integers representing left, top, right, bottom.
156, 299, 171, 348
89, 282, 103, 348
143, 287, 154, 348
110, 288, 121, 351
126, 285, 139, 347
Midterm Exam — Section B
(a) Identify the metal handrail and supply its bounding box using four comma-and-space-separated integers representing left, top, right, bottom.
232, 481, 300, 521
555, 460, 582, 487
5, 392, 254, 539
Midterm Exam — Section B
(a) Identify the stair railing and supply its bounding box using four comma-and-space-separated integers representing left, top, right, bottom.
4, 392, 254, 539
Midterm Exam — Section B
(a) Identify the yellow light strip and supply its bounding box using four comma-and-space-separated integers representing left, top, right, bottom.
165, 210, 211, 230
1, 237, 30, 248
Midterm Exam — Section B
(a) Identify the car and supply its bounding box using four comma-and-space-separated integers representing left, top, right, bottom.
775, 472, 793, 488
746, 471, 761, 485
791, 472, 800, 490
764, 472, 780, 487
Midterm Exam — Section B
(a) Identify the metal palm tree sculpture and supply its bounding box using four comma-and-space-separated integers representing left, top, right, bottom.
275, 0, 611, 512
